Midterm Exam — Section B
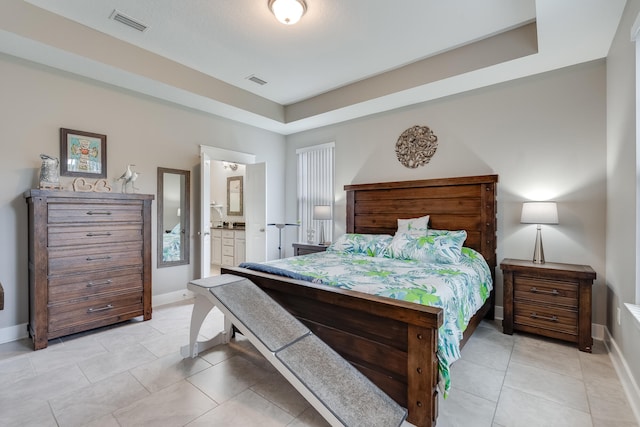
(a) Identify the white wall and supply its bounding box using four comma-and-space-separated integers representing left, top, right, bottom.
606, 0, 640, 402
285, 60, 607, 324
0, 53, 286, 339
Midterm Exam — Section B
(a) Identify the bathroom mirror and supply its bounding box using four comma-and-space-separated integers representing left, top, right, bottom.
157, 167, 190, 267
227, 176, 243, 216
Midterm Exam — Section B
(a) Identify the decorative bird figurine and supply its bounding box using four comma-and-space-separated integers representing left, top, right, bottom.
117, 164, 135, 192
126, 170, 141, 193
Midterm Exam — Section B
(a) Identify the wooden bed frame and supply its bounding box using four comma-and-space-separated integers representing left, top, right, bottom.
223, 174, 498, 426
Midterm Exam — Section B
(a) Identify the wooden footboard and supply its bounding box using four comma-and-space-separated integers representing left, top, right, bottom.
222, 266, 443, 426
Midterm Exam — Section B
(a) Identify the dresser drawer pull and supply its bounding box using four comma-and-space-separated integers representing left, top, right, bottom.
530, 312, 558, 322
86, 256, 112, 261
87, 279, 113, 287
86, 211, 112, 216
87, 304, 113, 313
530, 287, 559, 296
86, 232, 112, 237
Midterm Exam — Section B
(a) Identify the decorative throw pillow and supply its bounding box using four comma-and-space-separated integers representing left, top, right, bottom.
385, 229, 467, 264
327, 233, 393, 257
397, 215, 430, 236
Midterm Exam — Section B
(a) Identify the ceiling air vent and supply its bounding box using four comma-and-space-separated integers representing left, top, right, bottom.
109, 10, 148, 32
246, 75, 268, 86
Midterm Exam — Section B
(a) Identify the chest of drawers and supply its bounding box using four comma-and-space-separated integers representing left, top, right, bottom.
501, 258, 596, 352
25, 190, 154, 350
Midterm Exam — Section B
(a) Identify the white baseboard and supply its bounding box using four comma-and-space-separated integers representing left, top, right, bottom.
152, 289, 195, 307
605, 327, 640, 424
0, 323, 28, 345
494, 305, 503, 320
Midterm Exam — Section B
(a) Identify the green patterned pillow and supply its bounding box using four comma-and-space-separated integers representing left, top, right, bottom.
327, 233, 393, 257
397, 215, 430, 236
386, 229, 467, 264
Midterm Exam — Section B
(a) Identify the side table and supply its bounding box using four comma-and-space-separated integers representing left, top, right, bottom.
501, 258, 596, 352
293, 243, 328, 256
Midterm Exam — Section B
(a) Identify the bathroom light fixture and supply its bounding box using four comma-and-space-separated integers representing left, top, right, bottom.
521, 201, 558, 264
268, 0, 307, 25
223, 162, 238, 171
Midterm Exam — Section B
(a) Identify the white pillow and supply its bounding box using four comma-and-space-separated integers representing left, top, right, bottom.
397, 215, 429, 236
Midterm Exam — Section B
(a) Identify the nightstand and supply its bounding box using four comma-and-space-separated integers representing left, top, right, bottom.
292, 242, 328, 256
501, 258, 596, 352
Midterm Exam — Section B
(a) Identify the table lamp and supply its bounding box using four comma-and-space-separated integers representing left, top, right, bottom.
313, 205, 332, 245
520, 201, 558, 264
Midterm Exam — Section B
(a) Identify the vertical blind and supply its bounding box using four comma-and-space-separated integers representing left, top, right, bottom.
297, 142, 335, 244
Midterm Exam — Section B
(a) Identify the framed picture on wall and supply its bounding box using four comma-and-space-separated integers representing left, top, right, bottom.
60, 128, 107, 178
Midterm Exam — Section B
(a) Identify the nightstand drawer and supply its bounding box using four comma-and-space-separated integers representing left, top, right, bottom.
514, 301, 577, 335
513, 276, 577, 308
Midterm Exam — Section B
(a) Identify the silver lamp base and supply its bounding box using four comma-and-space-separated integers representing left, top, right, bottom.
532, 225, 545, 264
318, 223, 326, 245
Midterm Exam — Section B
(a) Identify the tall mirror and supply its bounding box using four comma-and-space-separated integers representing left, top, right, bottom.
157, 167, 190, 267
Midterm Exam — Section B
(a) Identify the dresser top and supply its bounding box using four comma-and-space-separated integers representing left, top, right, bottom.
500, 258, 596, 278
24, 189, 154, 201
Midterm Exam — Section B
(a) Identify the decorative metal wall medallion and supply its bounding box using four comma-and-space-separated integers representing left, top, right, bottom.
395, 125, 438, 168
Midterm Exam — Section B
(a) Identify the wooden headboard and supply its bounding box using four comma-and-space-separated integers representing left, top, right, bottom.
345, 174, 498, 275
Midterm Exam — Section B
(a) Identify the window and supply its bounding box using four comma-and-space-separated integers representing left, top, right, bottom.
297, 142, 335, 245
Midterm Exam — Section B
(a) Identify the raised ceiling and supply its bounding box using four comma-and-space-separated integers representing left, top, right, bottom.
0, 0, 627, 134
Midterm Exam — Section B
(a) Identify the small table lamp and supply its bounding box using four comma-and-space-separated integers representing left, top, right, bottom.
520, 201, 558, 264
313, 205, 332, 245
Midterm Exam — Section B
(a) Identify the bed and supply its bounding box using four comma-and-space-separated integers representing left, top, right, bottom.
222, 174, 498, 426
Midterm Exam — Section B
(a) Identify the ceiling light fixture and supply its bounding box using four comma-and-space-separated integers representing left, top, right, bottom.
268, 0, 307, 25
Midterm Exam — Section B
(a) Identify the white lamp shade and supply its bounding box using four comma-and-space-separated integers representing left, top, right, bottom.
313, 205, 332, 220
521, 202, 558, 224
268, 0, 307, 25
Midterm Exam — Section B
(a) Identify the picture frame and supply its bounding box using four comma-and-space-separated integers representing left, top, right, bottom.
60, 128, 107, 178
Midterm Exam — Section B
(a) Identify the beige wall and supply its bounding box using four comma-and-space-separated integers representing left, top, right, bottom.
606, 0, 640, 399
285, 60, 607, 325
0, 53, 286, 338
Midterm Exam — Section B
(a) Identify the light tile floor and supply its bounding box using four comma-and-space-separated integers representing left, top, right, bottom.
0, 300, 638, 427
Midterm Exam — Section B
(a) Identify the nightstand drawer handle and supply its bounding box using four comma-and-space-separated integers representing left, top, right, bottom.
87, 304, 113, 313
530, 287, 559, 296
530, 312, 558, 322
86, 232, 112, 237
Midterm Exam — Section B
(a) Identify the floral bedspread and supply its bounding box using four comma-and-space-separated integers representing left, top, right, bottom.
240, 247, 493, 395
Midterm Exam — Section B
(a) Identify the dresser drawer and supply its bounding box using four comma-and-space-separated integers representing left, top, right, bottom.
514, 301, 577, 335
222, 230, 235, 238
48, 202, 143, 224
222, 238, 235, 247
48, 266, 143, 304
48, 291, 143, 335
48, 241, 143, 276
222, 245, 234, 256
222, 255, 234, 266
513, 276, 577, 308
48, 224, 142, 247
